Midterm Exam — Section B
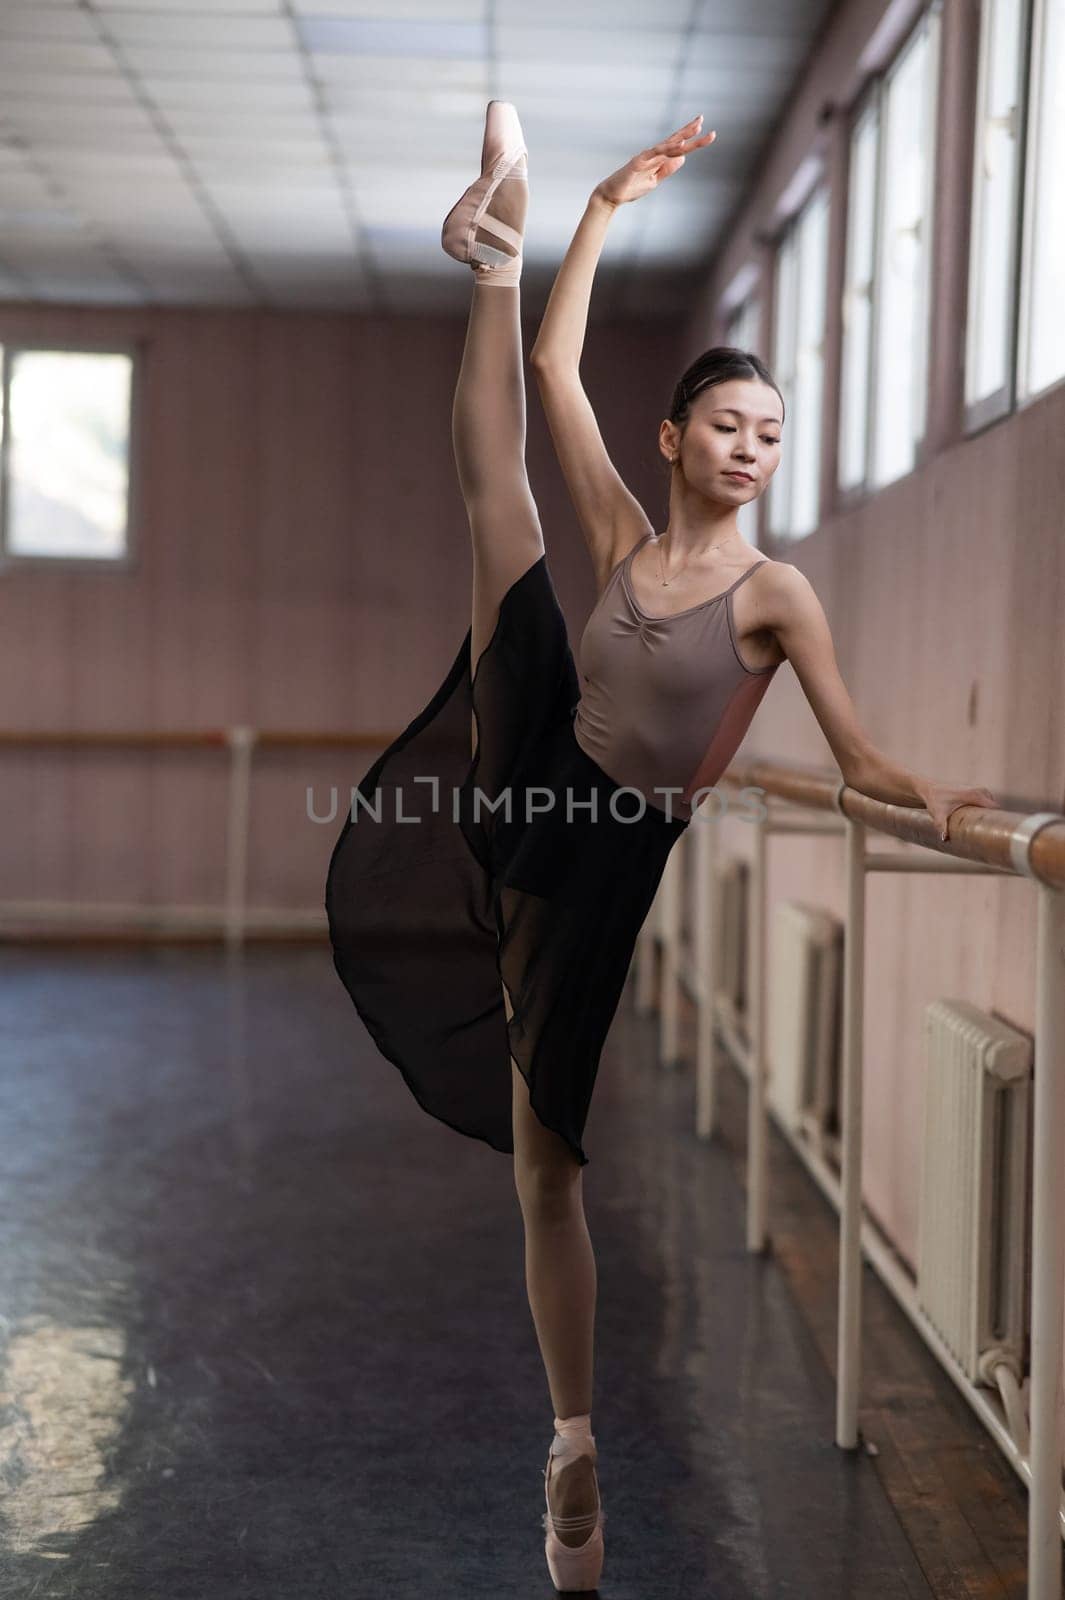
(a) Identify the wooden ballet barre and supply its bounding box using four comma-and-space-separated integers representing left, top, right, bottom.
657, 754, 1065, 1600
719, 758, 1065, 888
0, 728, 397, 751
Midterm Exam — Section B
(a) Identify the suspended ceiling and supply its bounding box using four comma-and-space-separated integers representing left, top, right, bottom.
0, 0, 837, 319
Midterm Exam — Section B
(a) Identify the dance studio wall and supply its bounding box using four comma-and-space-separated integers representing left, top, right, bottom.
0, 303, 686, 927
675, 0, 1065, 1272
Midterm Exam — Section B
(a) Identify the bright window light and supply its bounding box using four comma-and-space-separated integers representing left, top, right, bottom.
768, 228, 798, 540
791, 185, 829, 536
1019, 0, 1065, 399
768, 181, 828, 541
870, 5, 941, 488
966, 0, 1026, 414
1, 348, 134, 563
838, 99, 879, 489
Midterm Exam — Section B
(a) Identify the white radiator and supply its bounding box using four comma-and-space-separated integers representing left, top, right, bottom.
767, 901, 842, 1134
917, 999, 1032, 1387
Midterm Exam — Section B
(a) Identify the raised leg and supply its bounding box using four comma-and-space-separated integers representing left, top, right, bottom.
451, 267, 544, 755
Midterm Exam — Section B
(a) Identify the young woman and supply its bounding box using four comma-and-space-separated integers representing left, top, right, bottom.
325, 102, 996, 1592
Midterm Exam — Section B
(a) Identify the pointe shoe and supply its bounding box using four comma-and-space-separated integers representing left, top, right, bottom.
541, 1420, 606, 1593
441, 99, 527, 287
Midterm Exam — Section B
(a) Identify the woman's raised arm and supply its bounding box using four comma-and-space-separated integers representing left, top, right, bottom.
529, 117, 716, 589
530, 115, 715, 371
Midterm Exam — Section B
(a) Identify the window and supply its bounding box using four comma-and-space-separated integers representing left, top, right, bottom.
768, 182, 829, 541
963, 0, 1065, 426
965, 0, 1029, 424
838, 4, 942, 494
1017, 0, 1065, 401
0, 345, 136, 566
838, 100, 879, 490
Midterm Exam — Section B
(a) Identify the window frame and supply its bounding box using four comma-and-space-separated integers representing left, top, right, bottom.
836, 86, 883, 511
1015, 0, 1065, 408
766, 170, 829, 543
836, 0, 943, 504
871, 0, 942, 487
963, 0, 1034, 435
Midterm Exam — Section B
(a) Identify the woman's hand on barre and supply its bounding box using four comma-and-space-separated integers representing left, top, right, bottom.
920, 780, 999, 842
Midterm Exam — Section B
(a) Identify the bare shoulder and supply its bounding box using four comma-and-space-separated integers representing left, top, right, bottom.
735, 559, 811, 669
748, 559, 817, 621
750, 555, 799, 586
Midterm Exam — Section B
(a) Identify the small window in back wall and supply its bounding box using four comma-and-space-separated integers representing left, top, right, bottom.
0, 346, 135, 564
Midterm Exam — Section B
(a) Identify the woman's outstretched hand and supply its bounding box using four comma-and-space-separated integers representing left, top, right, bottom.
593, 114, 716, 208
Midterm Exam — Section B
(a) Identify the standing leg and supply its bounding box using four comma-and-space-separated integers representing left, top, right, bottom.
510, 999, 601, 1548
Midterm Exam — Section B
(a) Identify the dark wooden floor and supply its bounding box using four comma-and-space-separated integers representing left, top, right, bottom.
0, 943, 1041, 1597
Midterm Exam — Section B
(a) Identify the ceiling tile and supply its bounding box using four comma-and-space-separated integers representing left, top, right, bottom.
497, 25, 681, 65
0, 168, 62, 199
0, 206, 83, 234
91, 0, 284, 10
495, 59, 675, 99
3, 104, 160, 138
0, 1, 829, 315
246, 249, 360, 275
313, 54, 487, 87
290, 0, 486, 16
0, 7, 101, 41
0, 39, 116, 72
120, 45, 307, 79
497, 0, 691, 21
98, 11, 297, 48
1, 228, 111, 260
298, 16, 486, 55
205, 189, 350, 229
0, 71, 142, 105
145, 78, 317, 111
177, 136, 332, 168
112, 234, 228, 259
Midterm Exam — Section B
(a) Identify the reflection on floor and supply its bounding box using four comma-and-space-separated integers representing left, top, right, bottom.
0, 944, 1029, 1598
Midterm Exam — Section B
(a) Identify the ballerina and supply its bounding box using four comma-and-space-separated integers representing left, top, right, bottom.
326, 100, 997, 1592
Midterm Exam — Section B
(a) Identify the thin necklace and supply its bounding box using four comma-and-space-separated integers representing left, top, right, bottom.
654, 531, 743, 587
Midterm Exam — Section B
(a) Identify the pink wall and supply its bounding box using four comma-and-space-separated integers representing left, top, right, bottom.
0, 302, 686, 917
678, 0, 1065, 1266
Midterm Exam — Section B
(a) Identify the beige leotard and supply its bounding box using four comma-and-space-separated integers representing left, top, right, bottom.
572, 533, 779, 820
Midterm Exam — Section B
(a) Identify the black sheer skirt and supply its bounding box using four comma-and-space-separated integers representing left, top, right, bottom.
324, 552, 688, 1166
